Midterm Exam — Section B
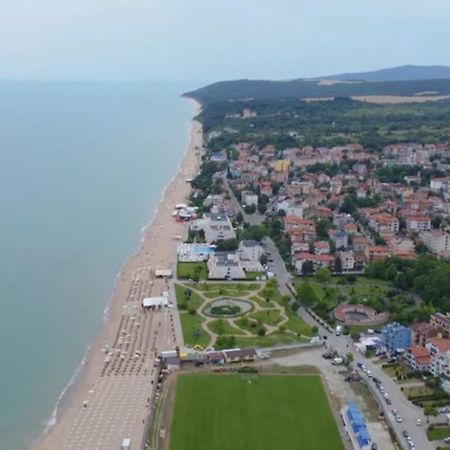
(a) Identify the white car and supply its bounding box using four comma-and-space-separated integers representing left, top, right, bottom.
416, 419, 422, 426
396, 416, 403, 423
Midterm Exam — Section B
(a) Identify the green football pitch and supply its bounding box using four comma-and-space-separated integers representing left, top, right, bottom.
169, 374, 345, 450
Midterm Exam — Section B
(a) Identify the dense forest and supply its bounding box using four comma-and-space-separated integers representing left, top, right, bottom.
197, 97, 450, 151
185, 78, 450, 104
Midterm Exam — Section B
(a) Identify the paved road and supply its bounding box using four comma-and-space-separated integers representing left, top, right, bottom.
223, 178, 265, 226
264, 236, 435, 450
262, 236, 292, 288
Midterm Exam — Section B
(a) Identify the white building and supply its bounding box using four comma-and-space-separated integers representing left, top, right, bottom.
406, 215, 431, 233
420, 230, 450, 255
195, 211, 236, 243
207, 252, 246, 280
241, 191, 258, 207
338, 250, 355, 271
238, 240, 264, 272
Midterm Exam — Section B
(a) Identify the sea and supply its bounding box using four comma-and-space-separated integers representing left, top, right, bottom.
0, 81, 198, 450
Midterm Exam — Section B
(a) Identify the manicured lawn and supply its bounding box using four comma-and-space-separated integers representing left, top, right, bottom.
427, 425, 450, 441
249, 309, 283, 326
207, 319, 246, 336
177, 262, 208, 280
234, 332, 310, 348
179, 313, 210, 348
249, 295, 274, 308
196, 282, 261, 291
170, 374, 344, 450
284, 311, 314, 336
404, 384, 434, 398
174, 283, 204, 310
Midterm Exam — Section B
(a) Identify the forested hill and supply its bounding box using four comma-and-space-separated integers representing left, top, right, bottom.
317, 65, 450, 82
184, 78, 450, 105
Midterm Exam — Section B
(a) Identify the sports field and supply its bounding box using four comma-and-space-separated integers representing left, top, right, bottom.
169, 374, 345, 450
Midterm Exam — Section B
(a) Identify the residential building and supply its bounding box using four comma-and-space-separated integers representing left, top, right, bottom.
420, 230, 450, 255
241, 191, 258, 207
405, 346, 431, 372
381, 322, 412, 354
294, 253, 334, 273
369, 213, 399, 234
332, 230, 349, 250
313, 241, 330, 255
426, 338, 450, 377
367, 245, 390, 262
338, 250, 355, 271
411, 322, 440, 346
430, 313, 450, 334
406, 215, 431, 233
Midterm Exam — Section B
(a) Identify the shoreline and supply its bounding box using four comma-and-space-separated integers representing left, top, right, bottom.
34, 100, 202, 449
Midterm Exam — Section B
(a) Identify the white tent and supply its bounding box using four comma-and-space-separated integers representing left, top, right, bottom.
142, 297, 169, 308
154, 269, 172, 278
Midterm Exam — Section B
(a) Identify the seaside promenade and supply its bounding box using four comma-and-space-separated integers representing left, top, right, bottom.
37, 119, 202, 450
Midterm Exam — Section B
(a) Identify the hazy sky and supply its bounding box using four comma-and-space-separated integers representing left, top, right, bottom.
1, 0, 450, 83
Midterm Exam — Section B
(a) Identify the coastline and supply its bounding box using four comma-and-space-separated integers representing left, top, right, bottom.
35, 100, 202, 449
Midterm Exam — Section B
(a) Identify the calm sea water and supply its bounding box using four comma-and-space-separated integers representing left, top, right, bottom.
0, 81, 197, 449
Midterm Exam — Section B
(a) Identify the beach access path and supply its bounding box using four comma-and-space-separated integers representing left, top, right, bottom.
36, 118, 202, 450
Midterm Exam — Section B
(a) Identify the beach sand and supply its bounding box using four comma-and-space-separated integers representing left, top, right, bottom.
35, 110, 202, 450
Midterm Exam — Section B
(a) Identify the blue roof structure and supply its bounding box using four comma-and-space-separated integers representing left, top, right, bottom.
346, 401, 371, 448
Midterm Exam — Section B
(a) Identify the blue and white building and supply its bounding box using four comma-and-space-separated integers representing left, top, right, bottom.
381, 322, 412, 355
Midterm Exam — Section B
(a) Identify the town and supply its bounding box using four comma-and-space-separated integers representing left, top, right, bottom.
160, 103, 450, 450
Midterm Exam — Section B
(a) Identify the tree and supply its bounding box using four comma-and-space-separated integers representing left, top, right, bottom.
302, 260, 314, 275
257, 327, 266, 336
296, 281, 318, 306
424, 405, 438, 424
345, 352, 354, 366
315, 267, 332, 283
335, 256, 343, 274
216, 238, 239, 251
394, 272, 407, 290
350, 332, 360, 341
260, 254, 268, 265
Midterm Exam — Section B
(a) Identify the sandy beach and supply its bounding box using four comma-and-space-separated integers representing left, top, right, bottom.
35, 106, 202, 450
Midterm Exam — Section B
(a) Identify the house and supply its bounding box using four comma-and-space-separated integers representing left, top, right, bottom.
406, 215, 431, 233
367, 245, 390, 262
430, 313, 450, 334
420, 230, 450, 255
405, 346, 432, 372
260, 181, 273, 197
294, 253, 334, 273
333, 212, 354, 228
313, 241, 330, 255
338, 250, 355, 271
332, 230, 349, 250
207, 252, 246, 280
411, 322, 440, 347
352, 235, 370, 253
426, 338, 450, 377
381, 322, 412, 355
369, 213, 399, 234
241, 191, 258, 207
